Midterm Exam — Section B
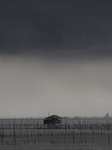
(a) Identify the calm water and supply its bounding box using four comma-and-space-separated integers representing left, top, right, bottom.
0, 135, 112, 150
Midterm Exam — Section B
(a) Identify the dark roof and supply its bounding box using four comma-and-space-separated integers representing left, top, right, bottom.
46, 115, 62, 119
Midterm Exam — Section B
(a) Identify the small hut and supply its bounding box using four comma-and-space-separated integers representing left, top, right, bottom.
44, 115, 62, 127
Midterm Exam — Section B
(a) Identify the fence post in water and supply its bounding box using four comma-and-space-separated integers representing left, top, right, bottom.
51, 125, 54, 143
107, 122, 110, 144
33, 120, 36, 144
1, 120, 4, 144
79, 120, 83, 143
13, 124, 16, 144
37, 124, 39, 142
64, 124, 67, 143
9, 121, 11, 137
1, 130, 3, 144
26, 124, 29, 144
72, 127, 75, 143
83, 121, 87, 143
33, 120, 35, 136
91, 124, 94, 143
20, 121, 22, 136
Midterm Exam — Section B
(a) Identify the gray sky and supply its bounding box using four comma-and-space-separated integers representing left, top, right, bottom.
0, 0, 112, 118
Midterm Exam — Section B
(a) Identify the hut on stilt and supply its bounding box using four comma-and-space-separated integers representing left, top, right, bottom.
44, 115, 62, 128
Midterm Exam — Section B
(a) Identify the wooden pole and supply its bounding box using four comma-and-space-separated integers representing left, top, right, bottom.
107, 122, 110, 144
64, 124, 67, 143
13, 125, 16, 144
1, 120, 4, 144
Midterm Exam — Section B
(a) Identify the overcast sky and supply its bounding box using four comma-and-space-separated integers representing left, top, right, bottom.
0, 0, 112, 118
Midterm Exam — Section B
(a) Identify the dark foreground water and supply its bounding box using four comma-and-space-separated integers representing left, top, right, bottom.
0, 135, 112, 150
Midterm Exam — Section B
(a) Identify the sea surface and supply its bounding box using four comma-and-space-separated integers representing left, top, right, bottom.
0, 135, 112, 150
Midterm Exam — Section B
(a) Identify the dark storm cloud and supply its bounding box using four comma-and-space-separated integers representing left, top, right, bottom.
0, 0, 112, 58
1, 0, 112, 118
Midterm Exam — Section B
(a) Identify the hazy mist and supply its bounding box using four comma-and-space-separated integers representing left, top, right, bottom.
0, 55, 112, 118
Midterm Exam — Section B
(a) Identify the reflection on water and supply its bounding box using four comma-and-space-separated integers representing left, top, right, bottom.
0, 135, 112, 150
